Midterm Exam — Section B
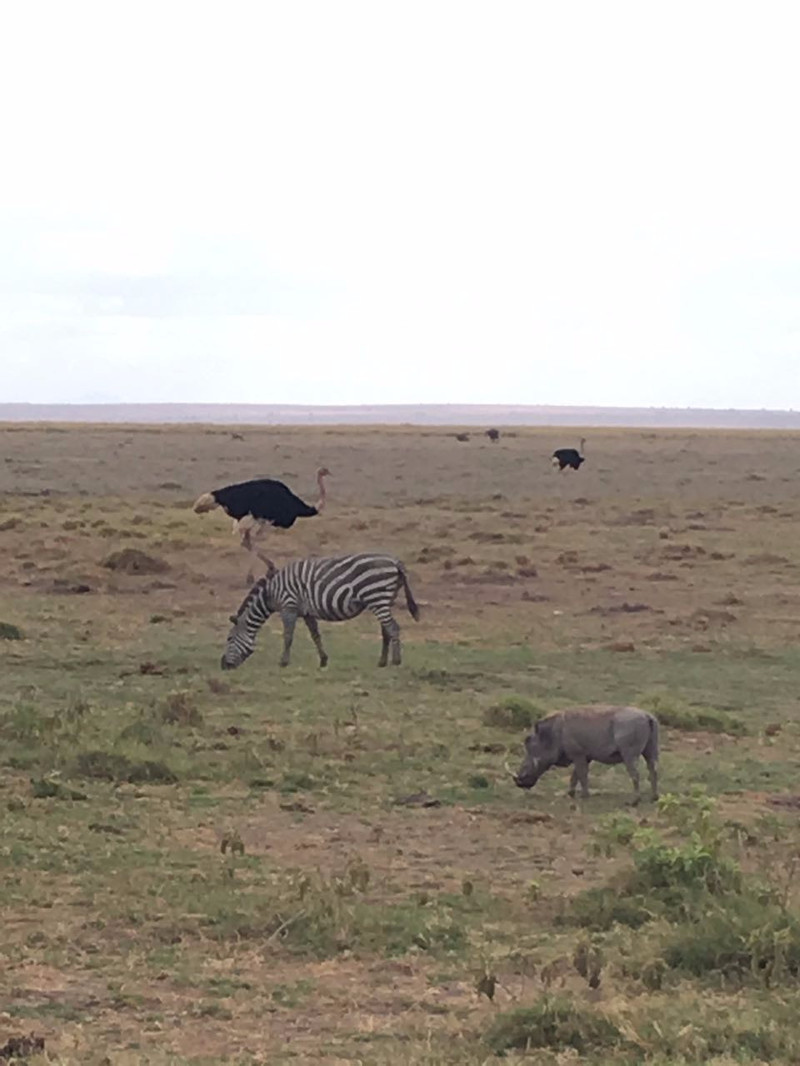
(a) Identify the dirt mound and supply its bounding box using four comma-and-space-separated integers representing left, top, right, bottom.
102, 548, 170, 575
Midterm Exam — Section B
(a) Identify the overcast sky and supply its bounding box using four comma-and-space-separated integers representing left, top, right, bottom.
2, 1, 799, 408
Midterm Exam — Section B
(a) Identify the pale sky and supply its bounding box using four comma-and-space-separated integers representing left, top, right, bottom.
2, 1, 799, 408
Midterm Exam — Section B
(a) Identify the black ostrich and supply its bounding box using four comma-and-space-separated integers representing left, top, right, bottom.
552, 438, 586, 472
193, 467, 331, 583
486, 428, 500, 442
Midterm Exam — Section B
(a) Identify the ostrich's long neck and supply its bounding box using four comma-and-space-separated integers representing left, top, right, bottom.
315, 471, 328, 513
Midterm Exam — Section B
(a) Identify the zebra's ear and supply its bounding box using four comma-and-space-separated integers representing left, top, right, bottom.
229, 614, 238, 624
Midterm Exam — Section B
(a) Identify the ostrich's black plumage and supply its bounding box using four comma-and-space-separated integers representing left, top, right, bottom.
210, 478, 319, 527
552, 447, 585, 471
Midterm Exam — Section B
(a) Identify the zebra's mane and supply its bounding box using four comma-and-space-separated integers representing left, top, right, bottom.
230, 575, 272, 623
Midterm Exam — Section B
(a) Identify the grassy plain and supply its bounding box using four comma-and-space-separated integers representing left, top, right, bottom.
2, 423, 800, 1064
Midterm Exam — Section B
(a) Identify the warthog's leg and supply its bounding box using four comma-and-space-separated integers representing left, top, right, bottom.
567, 766, 580, 798
303, 616, 328, 668
623, 755, 642, 805
279, 609, 299, 667
645, 756, 659, 801
569, 757, 590, 798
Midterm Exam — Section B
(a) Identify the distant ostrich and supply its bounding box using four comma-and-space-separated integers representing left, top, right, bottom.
486, 428, 500, 443
193, 468, 331, 583
552, 438, 586, 472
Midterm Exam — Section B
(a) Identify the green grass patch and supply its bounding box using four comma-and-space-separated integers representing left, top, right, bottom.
639, 693, 748, 735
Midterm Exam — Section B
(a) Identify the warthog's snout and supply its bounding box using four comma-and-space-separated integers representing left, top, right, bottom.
506, 759, 536, 789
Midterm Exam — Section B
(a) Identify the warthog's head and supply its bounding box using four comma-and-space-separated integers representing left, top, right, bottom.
508, 718, 560, 790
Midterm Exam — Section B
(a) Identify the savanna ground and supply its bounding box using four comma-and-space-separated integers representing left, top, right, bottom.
2, 423, 800, 1065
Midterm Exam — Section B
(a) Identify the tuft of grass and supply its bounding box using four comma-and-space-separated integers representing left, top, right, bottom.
0, 621, 23, 640
484, 996, 623, 1054
481, 696, 545, 731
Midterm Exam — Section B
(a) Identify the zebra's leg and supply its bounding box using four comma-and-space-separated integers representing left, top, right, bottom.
279, 609, 299, 667
378, 626, 390, 668
368, 606, 402, 666
303, 616, 328, 668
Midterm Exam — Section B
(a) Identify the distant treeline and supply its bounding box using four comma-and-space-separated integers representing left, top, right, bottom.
2, 403, 800, 429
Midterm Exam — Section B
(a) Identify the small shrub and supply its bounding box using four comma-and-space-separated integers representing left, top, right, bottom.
0, 621, 23, 640
127, 759, 178, 784
629, 830, 742, 897
482, 696, 544, 731
280, 771, 316, 793
160, 690, 203, 727
484, 996, 623, 1054
467, 773, 491, 789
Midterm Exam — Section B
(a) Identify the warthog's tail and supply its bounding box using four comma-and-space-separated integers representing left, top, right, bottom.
644, 713, 660, 762
398, 563, 420, 622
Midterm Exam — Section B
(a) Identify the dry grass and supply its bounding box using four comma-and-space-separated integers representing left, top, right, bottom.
3, 423, 800, 1063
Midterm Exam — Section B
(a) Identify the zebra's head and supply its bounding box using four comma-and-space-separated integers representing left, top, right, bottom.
220, 610, 270, 670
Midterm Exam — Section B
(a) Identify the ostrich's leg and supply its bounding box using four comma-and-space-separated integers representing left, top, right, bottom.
239, 522, 275, 584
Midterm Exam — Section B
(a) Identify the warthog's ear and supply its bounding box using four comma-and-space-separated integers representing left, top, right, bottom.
535, 718, 554, 745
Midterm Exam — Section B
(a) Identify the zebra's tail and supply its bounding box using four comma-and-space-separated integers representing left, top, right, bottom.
398, 563, 420, 621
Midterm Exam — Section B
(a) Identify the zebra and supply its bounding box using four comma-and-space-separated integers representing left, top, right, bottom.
220, 553, 420, 671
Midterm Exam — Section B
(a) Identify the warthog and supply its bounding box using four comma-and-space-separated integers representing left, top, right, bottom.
509, 705, 659, 804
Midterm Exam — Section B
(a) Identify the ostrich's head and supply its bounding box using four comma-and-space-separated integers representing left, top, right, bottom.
317, 467, 332, 479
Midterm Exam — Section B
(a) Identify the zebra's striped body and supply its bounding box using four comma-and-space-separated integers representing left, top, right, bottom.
221, 553, 420, 670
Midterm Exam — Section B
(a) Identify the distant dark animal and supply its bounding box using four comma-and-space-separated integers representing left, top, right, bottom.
455, 433, 470, 442
230, 432, 245, 441
221, 553, 420, 670
193, 468, 330, 584
552, 437, 586, 471
508, 704, 659, 804
486, 428, 500, 442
